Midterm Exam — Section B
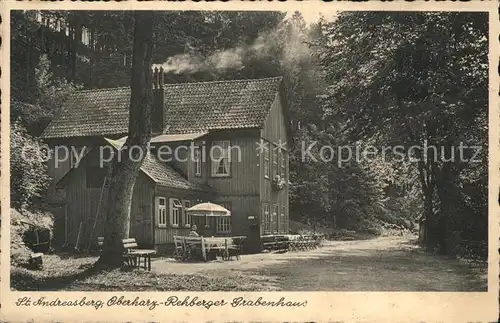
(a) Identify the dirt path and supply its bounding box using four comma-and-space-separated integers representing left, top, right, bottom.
152, 236, 487, 291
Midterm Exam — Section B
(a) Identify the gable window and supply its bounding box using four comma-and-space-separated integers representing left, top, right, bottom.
264, 145, 270, 179
86, 166, 107, 188
262, 203, 270, 233
157, 197, 167, 228
183, 200, 192, 227
211, 140, 230, 177
194, 147, 202, 177
169, 198, 182, 228
216, 203, 231, 233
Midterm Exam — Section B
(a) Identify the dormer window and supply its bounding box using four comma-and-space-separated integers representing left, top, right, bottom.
211, 140, 230, 177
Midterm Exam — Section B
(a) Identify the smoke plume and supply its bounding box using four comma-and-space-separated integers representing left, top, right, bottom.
153, 18, 311, 75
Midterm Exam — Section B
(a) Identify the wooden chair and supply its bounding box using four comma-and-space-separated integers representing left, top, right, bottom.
224, 238, 244, 261
122, 238, 156, 271
183, 236, 206, 261
173, 236, 186, 260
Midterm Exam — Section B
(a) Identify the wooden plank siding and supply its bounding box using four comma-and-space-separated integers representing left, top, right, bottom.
189, 131, 261, 244
187, 130, 260, 195
154, 141, 190, 177
153, 187, 214, 245
64, 148, 155, 248
214, 195, 260, 237
260, 94, 290, 235
45, 136, 122, 185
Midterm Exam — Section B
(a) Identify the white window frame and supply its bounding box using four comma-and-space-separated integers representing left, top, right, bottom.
216, 203, 232, 233
157, 197, 167, 228
217, 217, 231, 233
264, 145, 270, 179
169, 198, 182, 228
183, 200, 192, 227
194, 147, 202, 177
211, 140, 231, 177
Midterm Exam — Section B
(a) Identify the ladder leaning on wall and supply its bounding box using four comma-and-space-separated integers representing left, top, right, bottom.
86, 164, 113, 251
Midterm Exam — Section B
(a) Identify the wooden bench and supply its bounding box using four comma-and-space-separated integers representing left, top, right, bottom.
285, 234, 323, 251
262, 235, 289, 252
456, 240, 487, 268
183, 236, 205, 261
122, 238, 156, 271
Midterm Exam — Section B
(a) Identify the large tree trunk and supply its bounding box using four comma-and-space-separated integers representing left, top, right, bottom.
417, 157, 437, 251
434, 162, 457, 255
97, 12, 153, 267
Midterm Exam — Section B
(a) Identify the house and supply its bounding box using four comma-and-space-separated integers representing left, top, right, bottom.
41, 73, 291, 253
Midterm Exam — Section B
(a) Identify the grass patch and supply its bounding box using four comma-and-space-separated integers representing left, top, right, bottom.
11, 253, 279, 291
68, 269, 278, 291
11, 253, 98, 291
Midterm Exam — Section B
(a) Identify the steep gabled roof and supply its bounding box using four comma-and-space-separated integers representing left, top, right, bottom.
44, 87, 131, 139
104, 138, 209, 191
57, 138, 210, 192
42, 76, 283, 139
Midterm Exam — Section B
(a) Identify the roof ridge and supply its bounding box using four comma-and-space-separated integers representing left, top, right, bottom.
43, 76, 284, 139
70, 76, 283, 93
162, 76, 284, 87
72, 86, 130, 93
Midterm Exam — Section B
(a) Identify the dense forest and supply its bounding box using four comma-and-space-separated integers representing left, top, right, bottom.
11, 10, 488, 255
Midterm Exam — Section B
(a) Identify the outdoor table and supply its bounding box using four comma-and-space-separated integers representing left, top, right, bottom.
204, 237, 246, 260
175, 236, 246, 262
127, 249, 156, 271
204, 237, 227, 250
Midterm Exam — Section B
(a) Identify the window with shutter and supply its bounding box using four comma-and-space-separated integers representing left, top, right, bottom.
183, 200, 192, 227
157, 197, 167, 228
169, 198, 182, 227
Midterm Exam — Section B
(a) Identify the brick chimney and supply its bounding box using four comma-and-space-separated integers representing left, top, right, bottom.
152, 66, 165, 134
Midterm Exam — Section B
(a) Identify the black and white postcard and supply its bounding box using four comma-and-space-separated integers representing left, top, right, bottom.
0, 1, 498, 322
